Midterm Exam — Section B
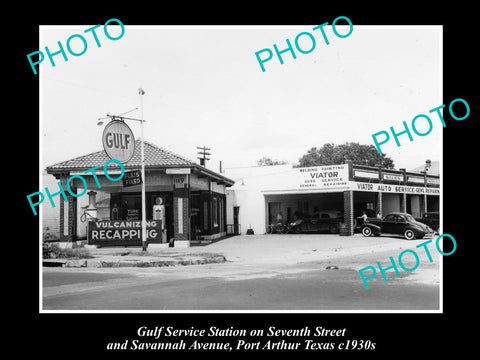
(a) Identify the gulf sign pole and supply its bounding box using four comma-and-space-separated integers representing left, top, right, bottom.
139, 88, 147, 251
98, 89, 147, 251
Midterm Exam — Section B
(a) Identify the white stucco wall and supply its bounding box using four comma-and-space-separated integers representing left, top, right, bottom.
224, 165, 294, 235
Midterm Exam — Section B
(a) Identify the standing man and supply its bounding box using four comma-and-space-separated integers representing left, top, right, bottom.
276, 212, 283, 225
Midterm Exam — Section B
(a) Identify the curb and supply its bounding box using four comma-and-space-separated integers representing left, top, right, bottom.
43, 254, 227, 268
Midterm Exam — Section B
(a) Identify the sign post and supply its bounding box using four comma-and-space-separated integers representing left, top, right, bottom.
98, 89, 147, 251
139, 88, 147, 251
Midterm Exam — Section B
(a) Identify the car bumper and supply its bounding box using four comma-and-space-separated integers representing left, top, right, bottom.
422, 231, 435, 239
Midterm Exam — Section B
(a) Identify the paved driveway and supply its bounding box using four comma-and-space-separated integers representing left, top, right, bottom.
195, 233, 441, 266
42, 233, 441, 311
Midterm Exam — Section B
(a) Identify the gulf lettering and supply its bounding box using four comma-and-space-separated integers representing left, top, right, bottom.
105, 133, 131, 149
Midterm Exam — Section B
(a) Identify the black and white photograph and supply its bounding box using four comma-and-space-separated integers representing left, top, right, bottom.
18, 4, 475, 357
39, 23, 443, 312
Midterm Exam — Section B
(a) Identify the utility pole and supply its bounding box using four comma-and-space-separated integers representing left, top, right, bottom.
197, 146, 211, 166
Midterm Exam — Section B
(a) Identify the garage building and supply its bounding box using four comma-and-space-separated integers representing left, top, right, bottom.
225, 160, 440, 236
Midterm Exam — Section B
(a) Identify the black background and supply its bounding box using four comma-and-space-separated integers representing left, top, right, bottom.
14, 2, 476, 358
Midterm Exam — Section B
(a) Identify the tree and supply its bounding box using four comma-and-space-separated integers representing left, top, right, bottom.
297, 142, 395, 169
256, 157, 288, 166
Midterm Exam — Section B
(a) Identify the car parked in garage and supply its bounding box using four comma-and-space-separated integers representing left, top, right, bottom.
360, 212, 434, 240
291, 210, 344, 234
415, 211, 439, 233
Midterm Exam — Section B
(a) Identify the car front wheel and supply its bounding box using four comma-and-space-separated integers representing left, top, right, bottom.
404, 229, 416, 240
362, 227, 373, 237
329, 224, 339, 234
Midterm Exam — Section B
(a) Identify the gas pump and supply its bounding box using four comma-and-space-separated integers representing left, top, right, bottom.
153, 197, 166, 243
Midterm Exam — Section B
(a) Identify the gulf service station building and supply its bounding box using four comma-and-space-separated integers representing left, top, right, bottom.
45, 140, 235, 248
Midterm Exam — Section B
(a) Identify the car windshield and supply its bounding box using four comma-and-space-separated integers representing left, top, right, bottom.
404, 214, 415, 222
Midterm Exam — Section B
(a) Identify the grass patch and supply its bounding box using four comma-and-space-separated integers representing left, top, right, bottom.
43, 243, 94, 259
128, 250, 155, 256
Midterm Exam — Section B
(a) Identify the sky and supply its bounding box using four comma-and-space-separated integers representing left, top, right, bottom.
40, 24, 442, 174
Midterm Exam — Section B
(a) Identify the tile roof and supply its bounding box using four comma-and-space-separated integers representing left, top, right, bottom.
46, 140, 196, 171
408, 161, 440, 176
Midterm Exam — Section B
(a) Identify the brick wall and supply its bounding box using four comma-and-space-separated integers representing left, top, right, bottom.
173, 187, 190, 240
55, 174, 77, 242
343, 190, 354, 235
42, 173, 61, 241
376, 192, 383, 217
59, 176, 67, 241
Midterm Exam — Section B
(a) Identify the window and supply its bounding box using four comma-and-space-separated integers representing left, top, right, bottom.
111, 194, 141, 221
384, 215, 395, 222
203, 201, 208, 230
177, 198, 183, 234
213, 197, 218, 227
303, 202, 309, 213
219, 197, 224, 232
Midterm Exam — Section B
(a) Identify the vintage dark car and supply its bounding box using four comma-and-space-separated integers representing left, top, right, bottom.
360, 212, 434, 240
415, 211, 439, 233
290, 210, 344, 234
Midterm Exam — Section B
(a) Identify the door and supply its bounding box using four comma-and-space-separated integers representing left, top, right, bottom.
190, 194, 201, 239
268, 202, 281, 225
122, 195, 141, 220
391, 214, 408, 235
381, 214, 397, 234
318, 213, 331, 232
233, 206, 240, 235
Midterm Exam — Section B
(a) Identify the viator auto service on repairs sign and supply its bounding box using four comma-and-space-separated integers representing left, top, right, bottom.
88, 220, 163, 246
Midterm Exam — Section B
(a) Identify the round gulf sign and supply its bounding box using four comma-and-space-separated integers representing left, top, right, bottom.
102, 120, 135, 163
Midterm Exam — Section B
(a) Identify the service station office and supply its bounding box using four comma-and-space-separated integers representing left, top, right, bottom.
45, 140, 234, 248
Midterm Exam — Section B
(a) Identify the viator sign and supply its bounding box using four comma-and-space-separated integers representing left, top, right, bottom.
262, 165, 350, 194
